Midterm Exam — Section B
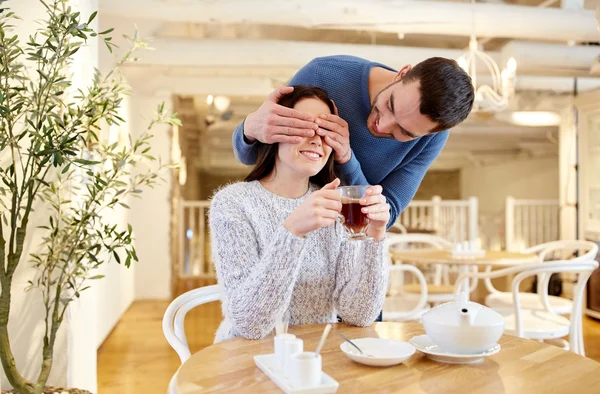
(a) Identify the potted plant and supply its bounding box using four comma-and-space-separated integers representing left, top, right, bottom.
0, 1, 180, 392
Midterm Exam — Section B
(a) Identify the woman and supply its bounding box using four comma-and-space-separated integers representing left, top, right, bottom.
209, 86, 390, 342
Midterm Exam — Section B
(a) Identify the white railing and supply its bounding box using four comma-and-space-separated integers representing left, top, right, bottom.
178, 196, 479, 279
179, 200, 213, 278
505, 196, 560, 251
397, 196, 479, 244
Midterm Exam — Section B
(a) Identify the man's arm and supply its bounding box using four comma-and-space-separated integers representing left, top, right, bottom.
232, 118, 258, 165
231, 63, 318, 165
336, 131, 449, 228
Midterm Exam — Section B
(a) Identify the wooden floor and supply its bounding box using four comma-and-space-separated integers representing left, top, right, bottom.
97, 301, 600, 394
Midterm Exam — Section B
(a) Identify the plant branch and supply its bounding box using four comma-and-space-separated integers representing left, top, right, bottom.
0, 219, 5, 279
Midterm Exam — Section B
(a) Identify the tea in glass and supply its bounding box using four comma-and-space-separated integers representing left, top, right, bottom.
337, 185, 370, 239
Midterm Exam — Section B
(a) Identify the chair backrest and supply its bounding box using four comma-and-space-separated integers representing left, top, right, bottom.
386, 233, 453, 252
508, 259, 599, 352
386, 264, 429, 321
163, 284, 222, 363
524, 240, 599, 263
386, 233, 462, 289
390, 222, 408, 234
524, 240, 598, 299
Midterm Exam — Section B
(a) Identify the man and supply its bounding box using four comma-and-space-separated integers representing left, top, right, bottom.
232, 55, 474, 229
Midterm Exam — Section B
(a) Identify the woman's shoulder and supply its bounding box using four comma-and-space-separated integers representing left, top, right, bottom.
210, 181, 259, 210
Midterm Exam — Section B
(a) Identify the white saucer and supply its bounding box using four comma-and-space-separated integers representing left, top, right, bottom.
409, 335, 500, 364
340, 337, 415, 367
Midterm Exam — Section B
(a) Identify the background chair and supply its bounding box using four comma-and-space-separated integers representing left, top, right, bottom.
456, 259, 599, 355
387, 233, 477, 306
383, 263, 429, 321
484, 240, 598, 315
163, 285, 222, 394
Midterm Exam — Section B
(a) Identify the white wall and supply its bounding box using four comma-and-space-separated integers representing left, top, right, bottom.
93, 96, 136, 347
129, 93, 173, 300
461, 156, 560, 216
98, 16, 173, 302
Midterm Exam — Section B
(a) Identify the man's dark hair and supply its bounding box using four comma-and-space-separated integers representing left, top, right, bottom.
402, 57, 475, 133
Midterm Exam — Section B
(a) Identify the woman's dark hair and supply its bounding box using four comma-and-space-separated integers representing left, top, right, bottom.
244, 85, 337, 187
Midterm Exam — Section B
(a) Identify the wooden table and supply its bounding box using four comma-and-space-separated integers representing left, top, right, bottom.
176, 322, 600, 393
390, 249, 539, 267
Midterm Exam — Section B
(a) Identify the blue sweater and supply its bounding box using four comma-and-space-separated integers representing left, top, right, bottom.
232, 55, 449, 228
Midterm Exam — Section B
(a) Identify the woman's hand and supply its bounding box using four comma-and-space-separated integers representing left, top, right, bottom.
360, 185, 390, 241
284, 178, 342, 238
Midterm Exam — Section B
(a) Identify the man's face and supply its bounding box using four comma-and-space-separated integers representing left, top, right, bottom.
366, 79, 439, 142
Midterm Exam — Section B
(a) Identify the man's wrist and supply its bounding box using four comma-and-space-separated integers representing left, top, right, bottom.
243, 113, 257, 143
336, 150, 351, 165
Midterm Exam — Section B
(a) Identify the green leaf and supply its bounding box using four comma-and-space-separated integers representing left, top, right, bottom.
99, 28, 114, 35
75, 159, 100, 165
87, 11, 98, 25
89, 275, 104, 280
119, 202, 130, 209
113, 250, 121, 264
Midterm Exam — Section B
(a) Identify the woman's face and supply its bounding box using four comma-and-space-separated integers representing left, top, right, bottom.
276, 97, 333, 178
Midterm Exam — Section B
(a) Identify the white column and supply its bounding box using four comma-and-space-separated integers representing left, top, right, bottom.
505, 196, 516, 251
559, 106, 578, 241
432, 196, 441, 234
66, 0, 100, 392
468, 197, 479, 243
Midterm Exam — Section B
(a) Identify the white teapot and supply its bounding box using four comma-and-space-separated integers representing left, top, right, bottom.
420, 291, 504, 354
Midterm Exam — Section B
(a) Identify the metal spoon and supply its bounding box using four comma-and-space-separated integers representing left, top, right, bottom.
339, 333, 375, 358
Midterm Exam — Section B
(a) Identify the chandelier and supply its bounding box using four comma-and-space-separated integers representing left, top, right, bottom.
457, 0, 517, 113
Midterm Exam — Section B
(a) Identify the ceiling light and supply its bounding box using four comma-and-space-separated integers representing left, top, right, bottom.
498, 111, 561, 127
457, 0, 517, 113
213, 95, 231, 113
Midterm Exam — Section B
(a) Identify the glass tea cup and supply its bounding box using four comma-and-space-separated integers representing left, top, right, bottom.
337, 185, 370, 240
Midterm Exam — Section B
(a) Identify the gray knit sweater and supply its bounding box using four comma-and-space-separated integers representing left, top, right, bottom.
209, 180, 388, 343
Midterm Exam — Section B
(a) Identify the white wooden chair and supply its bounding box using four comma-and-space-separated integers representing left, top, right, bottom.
484, 240, 598, 314
456, 259, 599, 355
163, 285, 222, 394
383, 263, 429, 321
390, 222, 408, 234
387, 233, 478, 305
